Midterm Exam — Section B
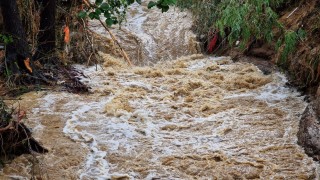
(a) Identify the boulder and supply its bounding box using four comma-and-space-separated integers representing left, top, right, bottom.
298, 87, 320, 160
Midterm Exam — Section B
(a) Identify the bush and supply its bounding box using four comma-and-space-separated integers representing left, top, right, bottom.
176, 0, 300, 60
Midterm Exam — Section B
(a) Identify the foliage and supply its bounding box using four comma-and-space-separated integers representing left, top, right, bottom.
78, 0, 176, 27
176, 0, 303, 63
0, 34, 13, 44
176, 0, 221, 37
148, 0, 177, 12
216, 0, 282, 47
177, 0, 284, 45
277, 29, 306, 64
0, 34, 13, 77
78, 0, 141, 26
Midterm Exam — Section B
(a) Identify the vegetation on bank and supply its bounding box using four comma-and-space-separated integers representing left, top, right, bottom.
0, 0, 175, 88
176, 0, 298, 56
0, 0, 319, 88
176, 0, 320, 87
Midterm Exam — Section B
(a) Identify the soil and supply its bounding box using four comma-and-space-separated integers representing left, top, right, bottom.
243, 0, 320, 89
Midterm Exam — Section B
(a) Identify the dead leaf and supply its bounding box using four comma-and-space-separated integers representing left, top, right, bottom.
24, 58, 33, 73
18, 110, 26, 121
64, 26, 70, 43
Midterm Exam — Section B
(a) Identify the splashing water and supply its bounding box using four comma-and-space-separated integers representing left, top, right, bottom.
90, 1, 200, 65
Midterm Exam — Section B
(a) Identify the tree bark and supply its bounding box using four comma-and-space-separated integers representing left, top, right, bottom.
34, 0, 56, 62
0, 0, 31, 73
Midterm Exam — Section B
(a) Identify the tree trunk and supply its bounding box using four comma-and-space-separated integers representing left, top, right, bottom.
0, 0, 31, 74
34, 0, 56, 62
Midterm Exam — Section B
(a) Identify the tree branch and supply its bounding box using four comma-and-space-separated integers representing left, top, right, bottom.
82, 0, 133, 66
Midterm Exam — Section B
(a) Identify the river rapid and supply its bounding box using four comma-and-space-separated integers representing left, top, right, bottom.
1, 1, 319, 180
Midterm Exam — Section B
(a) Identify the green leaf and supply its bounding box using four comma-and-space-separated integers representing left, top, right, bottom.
95, 8, 102, 15
104, 11, 111, 18
100, 3, 110, 11
105, 18, 114, 27
161, 5, 170, 12
89, 12, 100, 20
297, 28, 306, 40
127, 0, 135, 4
78, 11, 87, 18
95, 0, 103, 5
148, 1, 157, 9
163, 0, 176, 6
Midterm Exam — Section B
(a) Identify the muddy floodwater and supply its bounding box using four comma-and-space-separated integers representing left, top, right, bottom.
1, 1, 319, 180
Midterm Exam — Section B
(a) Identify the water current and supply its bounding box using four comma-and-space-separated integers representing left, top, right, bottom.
1, 1, 319, 179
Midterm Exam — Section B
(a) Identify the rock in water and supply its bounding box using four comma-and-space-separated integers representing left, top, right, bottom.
298, 99, 320, 160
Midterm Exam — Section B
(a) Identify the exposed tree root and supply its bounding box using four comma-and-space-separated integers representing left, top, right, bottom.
0, 100, 47, 160
1, 57, 90, 96
59, 66, 90, 93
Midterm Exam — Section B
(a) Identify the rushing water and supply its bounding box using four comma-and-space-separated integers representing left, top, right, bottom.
1, 1, 319, 180
90, 1, 200, 66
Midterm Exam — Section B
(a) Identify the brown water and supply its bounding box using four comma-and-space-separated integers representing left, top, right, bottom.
90, 1, 200, 65
1, 1, 319, 179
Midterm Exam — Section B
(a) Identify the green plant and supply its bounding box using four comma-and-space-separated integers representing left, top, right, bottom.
176, 0, 221, 37
78, 0, 176, 26
216, 1, 283, 47
176, 0, 285, 48
176, 0, 306, 66
0, 34, 13, 78
0, 34, 13, 44
78, 0, 140, 26
277, 29, 306, 64
148, 0, 177, 12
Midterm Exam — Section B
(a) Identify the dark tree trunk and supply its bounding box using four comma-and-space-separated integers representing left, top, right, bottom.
0, 0, 31, 73
34, 0, 56, 62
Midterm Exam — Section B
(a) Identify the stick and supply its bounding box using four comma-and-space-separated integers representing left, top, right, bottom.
82, 0, 133, 66
287, 7, 298, 19
0, 121, 13, 132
